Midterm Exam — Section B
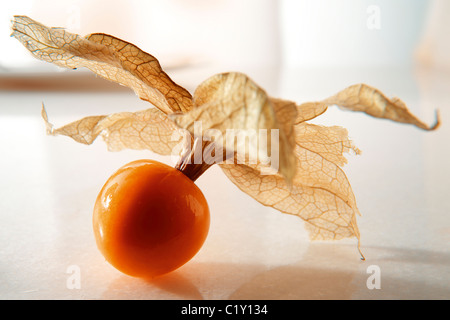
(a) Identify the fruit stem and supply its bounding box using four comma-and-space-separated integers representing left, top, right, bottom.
175, 136, 214, 182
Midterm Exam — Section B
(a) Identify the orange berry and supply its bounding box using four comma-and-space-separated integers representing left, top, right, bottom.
93, 160, 210, 279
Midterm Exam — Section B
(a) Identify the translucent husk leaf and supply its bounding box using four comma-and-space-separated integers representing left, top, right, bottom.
220, 163, 361, 241
302, 83, 440, 129
172, 72, 297, 183
220, 104, 362, 242
11, 15, 192, 114
41, 105, 182, 156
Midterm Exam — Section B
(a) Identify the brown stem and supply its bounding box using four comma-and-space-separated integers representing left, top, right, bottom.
178, 161, 214, 182
175, 136, 215, 182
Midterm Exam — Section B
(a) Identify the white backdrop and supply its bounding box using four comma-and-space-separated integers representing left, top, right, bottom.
1, 0, 447, 71
280, 0, 429, 68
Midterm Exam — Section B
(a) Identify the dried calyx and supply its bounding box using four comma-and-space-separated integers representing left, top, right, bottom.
12, 15, 440, 256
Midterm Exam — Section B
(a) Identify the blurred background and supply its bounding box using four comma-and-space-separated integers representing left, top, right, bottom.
1, 0, 449, 88
1, 0, 449, 299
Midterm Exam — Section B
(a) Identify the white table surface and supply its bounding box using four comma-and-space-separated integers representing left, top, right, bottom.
0, 64, 449, 300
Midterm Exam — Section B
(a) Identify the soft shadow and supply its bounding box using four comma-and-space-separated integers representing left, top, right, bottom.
228, 242, 362, 300
101, 243, 450, 300
149, 271, 204, 300
367, 245, 450, 267
229, 265, 356, 300
228, 263, 449, 300
226, 244, 450, 300
102, 269, 203, 300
